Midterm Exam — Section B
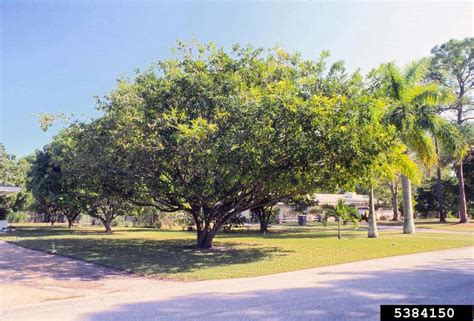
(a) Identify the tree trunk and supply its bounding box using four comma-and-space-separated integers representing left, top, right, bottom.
337, 219, 341, 239
436, 165, 446, 222
50, 214, 56, 226
196, 228, 215, 249
456, 163, 469, 223
103, 220, 113, 234
401, 174, 416, 234
434, 138, 446, 222
99, 215, 113, 234
259, 216, 269, 233
368, 188, 379, 238
455, 100, 469, 223
67, 218, 74, 229
389, 181, 399, 221
255, 207, 270, 233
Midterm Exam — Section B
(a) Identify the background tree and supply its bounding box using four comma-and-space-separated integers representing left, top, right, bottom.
251, 204, 277, 233
429, 38, 473, 223
27, 149, 62, 225
387, 178, 401, 221
415, 176, 459, 218
62, 120, 135, 234
0, 144, 34, 218
462, 150, 474, 217
27, 135, 85, 228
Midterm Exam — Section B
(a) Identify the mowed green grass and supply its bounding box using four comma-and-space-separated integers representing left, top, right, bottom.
1, 223, 473, 280
378, 218, 474, 232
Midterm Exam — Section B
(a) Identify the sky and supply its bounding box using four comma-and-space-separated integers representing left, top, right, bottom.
1, 1, 473, 157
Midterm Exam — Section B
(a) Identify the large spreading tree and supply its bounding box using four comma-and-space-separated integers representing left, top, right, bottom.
93, 43, 396, 248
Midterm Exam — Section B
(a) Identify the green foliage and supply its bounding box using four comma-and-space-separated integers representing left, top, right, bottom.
429, 38, 473, 109
370, 60, 464, 169
85, 42, 395, 247
415, 177, 459, 218
285, 195, 316, 213
131, 207, 162, 228
6, 212, 28, 223
222, 213, 247, 232
0, 144, 34, 216
26, 135, 83, 227
156, 211, 194, 230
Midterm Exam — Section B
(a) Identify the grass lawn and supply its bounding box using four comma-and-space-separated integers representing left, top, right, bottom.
378, 218, 474, 232
1, 223, 473, 281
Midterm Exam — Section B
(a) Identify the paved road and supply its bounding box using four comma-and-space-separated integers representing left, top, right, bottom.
1, 242, 473, 321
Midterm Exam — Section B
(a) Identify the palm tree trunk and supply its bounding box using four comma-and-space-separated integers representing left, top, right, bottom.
368, 188, 379, 238
401, 174, 416, 234
436, 166, 446, 222
456, 163, 469, 223
434, 137, 446, 222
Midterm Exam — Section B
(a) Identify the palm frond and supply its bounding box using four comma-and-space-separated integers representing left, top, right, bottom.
403, 58, 429, 84
435, 121, 468, 162
384, 63, 406, 101
407, 83, 455, 107
404, 128, 437, 168
380, 143, 421, 184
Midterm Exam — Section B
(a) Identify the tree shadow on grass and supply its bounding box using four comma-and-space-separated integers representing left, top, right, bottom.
80, 258, 474, 321
217, 229, 362, 240
9, 237, 285, 278
1, 226, 115, 239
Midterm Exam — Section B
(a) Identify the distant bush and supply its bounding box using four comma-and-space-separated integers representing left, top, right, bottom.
222, 214, 247, 232
6, 212, 28, 223
160, 212, 194, 230
134, 212, 162, 228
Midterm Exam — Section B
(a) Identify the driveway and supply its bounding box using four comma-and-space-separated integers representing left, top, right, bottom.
1, 241, 473, 321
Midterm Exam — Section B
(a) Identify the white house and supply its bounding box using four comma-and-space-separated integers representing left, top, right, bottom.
0, 184, 21, 230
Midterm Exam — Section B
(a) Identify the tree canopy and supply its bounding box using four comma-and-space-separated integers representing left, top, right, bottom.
62, 43, 398, 247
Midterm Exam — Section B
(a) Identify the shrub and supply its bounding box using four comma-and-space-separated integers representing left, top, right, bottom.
161, 212, 194, 230
6, 212, 28, 223
134, 212, 162, 228
222, 214, 247, 232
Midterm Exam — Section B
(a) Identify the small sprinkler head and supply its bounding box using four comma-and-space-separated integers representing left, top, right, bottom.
48, 242, 57, 255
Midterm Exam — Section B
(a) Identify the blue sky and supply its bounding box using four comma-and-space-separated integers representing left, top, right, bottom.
1, 1, 472, 157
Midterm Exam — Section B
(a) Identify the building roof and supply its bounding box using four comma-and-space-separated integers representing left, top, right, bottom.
314, 192, 369, 207
275, 192, 370, 209
0, 184, 21, 196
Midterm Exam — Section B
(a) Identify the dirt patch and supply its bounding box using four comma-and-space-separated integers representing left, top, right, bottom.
0, 241, 141, 309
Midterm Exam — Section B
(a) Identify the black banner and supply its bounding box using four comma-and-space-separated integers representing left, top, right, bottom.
380, 305, 473, 321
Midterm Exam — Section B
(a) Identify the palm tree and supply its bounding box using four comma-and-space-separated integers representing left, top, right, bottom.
324, 199, 360, 239
372, 60, 464, 233
427, 115, 468, 222
369, 142, 421, 237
